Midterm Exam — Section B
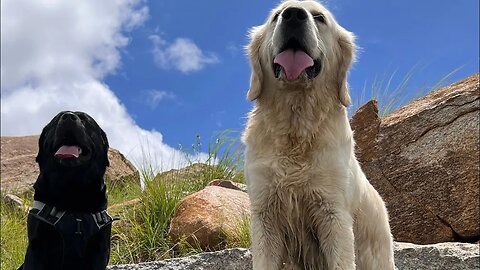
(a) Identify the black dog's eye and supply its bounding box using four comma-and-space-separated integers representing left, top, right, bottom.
273, 12, 280, 22
313, 14, 326, 24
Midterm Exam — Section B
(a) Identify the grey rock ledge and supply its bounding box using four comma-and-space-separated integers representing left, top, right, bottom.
109, 242, 479, 270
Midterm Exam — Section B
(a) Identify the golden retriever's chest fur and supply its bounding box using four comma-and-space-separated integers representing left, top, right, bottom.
261, 180, 329, 269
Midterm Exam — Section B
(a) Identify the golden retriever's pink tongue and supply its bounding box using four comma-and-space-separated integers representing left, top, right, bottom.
55, 145, 81, 158
274, 50, 314, 80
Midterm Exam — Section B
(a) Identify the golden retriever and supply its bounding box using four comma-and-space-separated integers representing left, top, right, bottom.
242, 1, 395, 269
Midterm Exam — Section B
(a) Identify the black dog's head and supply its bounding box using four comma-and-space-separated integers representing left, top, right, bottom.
36, 111, 109, 168
34, 111, 110, 211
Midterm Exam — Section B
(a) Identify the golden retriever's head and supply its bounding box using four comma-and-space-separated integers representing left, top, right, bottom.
247, 0, 355, 106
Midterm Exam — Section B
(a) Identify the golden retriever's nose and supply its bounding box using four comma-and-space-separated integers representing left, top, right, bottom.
282, 7, 307, 26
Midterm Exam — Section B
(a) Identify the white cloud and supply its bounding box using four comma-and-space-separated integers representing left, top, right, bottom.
226, 44, 239, 52
149, 35, 219, 73
0, 0, 202, 171
144, 89, 175, 109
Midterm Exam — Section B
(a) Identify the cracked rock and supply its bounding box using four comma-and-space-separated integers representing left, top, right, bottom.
351, 74, 480, 244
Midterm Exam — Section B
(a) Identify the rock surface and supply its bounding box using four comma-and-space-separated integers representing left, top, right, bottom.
1, 193, 26, 211
109, 248, 252, 270
168, 186, 251, 250
106, 148, 140, 188
1, 135, 139, 193
156, 163, 210, 182
1, 136, 39, 193
108, 242, 480, 270
393, 242, 480, 270
208, 179, 247, 192
351, 74, 480, 244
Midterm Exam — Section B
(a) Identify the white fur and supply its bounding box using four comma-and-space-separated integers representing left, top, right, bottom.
243, 1, 395, 269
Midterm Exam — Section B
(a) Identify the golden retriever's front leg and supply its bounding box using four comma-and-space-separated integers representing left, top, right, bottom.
315, 209, 356, 270
250, 213, 284, 270
354, 184, 395, 270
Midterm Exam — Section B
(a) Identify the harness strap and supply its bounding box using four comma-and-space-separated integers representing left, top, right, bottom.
92, 210, 119, 230
31, 200, 119, 228
32, 200, 66, 225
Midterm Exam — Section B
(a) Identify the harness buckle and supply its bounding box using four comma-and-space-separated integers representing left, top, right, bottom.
75, 218, 82, 235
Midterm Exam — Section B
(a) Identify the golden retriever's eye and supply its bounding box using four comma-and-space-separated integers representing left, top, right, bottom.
313, 14, 326, 24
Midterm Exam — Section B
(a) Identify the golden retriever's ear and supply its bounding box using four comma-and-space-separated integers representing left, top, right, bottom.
247, 26, 264, 101
336, 28, 356, 106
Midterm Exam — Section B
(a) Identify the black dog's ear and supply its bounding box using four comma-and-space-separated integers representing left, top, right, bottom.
36, 112, 63, 163
100, 129, 110, 167
36, 126, 48, 163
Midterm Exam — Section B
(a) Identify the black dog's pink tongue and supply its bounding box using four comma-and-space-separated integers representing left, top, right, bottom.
54, 146, 81, 158
274, 49, 314, 81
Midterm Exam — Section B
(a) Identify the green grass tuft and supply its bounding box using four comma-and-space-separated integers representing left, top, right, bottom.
110, 174, 185, 263
108, 178, 142, 207
224, 214, 251, 249
350, 66, 463, 116
1, 197, 30, 270
109, 132, 245, 264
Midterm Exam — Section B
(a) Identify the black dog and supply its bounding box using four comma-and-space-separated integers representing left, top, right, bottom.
19, 111, 114, 270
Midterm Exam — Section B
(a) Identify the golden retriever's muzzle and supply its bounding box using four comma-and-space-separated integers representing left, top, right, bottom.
273, 7, 321, 81
279, 7, 309, 46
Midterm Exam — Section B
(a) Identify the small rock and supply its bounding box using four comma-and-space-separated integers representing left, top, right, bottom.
208, 179, 247, 192
168, 186, 250, 250
2, 193, 26, 211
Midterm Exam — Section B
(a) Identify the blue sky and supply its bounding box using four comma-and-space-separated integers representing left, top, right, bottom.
1, 0, 479, 170
106, 0, 479, 149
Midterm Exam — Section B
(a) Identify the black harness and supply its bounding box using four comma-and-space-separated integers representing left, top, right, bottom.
28, 200, 117, 265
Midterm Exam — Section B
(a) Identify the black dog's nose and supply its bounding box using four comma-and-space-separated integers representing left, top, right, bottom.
282, 7, 308, 26
60, 112, 80, 122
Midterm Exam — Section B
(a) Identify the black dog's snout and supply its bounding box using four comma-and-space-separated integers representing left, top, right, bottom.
60, 112, 80, 122
282, 7, 308, 26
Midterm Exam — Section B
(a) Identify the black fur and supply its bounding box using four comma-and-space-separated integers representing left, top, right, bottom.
19, 111, 112, 270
